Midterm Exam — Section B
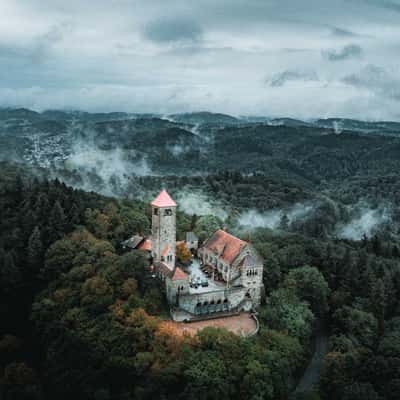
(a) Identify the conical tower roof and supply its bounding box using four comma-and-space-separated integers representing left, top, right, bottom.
151, 189, 176, 207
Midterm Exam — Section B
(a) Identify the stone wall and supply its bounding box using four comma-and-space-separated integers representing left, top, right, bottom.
165, 276, 189, 304
178, 286, 253, 315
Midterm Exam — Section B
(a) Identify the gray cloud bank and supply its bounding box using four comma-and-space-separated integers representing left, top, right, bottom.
143, 17, 203, 44
322, 44, 362, 61
1, 1, 400, 119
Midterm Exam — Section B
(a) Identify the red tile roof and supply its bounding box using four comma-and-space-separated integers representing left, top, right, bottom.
151, 190, 176, 208
203, 229, 247, 264
162, 244, 170, 257
172, 267, 188, 281
138, 238, 152, 251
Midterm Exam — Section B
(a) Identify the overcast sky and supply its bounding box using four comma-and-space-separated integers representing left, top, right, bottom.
1, 0, 400, 119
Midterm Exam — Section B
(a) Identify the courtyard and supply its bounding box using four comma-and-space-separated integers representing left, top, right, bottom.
186, 258, 226, 294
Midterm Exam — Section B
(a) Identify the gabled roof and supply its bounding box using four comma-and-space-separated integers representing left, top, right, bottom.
122, 235, 144, 250
151, 190, 176, 208
203, 229, 247, 264
171, 267, 188, 281
240, 254, 257, 267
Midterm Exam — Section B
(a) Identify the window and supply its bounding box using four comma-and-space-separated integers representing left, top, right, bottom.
154, 208, 158, 215
164, 208, 172, 216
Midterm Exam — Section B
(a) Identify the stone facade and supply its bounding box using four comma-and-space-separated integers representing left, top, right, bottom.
151, 190, 177, 268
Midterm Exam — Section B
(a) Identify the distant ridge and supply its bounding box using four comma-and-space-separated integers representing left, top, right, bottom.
168, 111, 239, 125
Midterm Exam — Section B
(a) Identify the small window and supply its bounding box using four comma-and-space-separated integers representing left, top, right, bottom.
164, 209, 172, 216
154, 208, 158, 215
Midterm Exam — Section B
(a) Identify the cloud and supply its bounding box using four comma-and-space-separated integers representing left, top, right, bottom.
360, 0, 400, 13
175, 191, 228, 220
268, 70, 319, 87
30, 23, 69, 63
143, 16, 203, 44
1, 0, 400, 120
237, 203, 314, 231
65, 142, 153, 196
342, 64, 400, 100
330, 26, 359, 37
336, 205, 391, 240
322, 44, 362, 61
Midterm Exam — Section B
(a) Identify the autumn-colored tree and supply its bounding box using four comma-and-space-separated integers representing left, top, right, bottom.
176, 242, 192, 264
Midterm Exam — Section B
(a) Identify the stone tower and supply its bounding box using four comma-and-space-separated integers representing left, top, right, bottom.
151, 190, 177, 268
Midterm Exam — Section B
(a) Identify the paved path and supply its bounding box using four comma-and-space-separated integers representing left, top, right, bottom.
294, 320, 329, 394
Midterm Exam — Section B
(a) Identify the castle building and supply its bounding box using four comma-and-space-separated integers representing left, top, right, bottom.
125, 189, 264, 321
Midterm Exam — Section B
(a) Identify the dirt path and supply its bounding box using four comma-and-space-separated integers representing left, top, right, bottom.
294, 319, 329, 394
160, 312, 257, 337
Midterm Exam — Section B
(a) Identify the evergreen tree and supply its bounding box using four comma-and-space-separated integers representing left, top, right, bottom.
279, 214, 289, 231
370, 278, 386, 340
0, 252, 21, 292
35, 193, 50, 222
190, 214, 198, 231
28, 226, 43, 274
48, 201, 67, 242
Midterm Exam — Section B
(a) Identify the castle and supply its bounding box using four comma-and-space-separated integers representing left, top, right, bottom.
124, 190, 264, 321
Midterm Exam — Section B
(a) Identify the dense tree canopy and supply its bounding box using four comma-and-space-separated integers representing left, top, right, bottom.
1, 163, 400, 400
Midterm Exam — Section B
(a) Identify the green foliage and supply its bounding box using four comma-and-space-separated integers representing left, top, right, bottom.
284, 266, 330, 316
2, 162, 400, 400
332, 306, 378, 349
262, 288, 315, 341
193, 215, 222, 244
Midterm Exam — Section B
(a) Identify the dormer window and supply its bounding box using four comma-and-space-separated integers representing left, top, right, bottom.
164, 209, 172, 216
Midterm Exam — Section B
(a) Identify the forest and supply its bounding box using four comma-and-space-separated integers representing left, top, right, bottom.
1, 110, 400, 400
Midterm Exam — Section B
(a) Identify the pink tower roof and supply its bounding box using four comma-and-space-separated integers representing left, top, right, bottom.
151, 190, 176, 207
